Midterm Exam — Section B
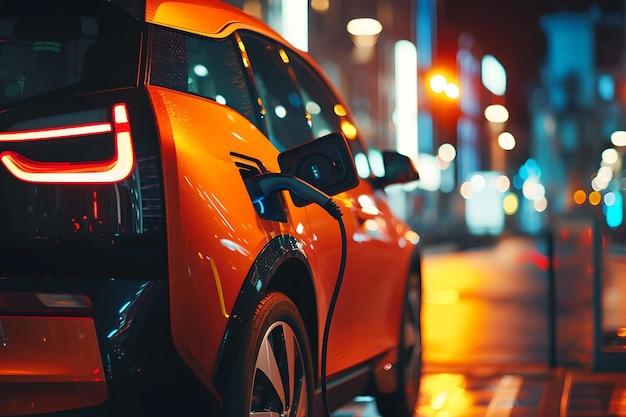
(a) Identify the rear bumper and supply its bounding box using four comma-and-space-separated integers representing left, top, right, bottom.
0, 315, 107, 415
0, 278, 221, 417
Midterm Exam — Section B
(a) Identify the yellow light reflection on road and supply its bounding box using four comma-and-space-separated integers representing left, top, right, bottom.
424, 289, 459, 304
416, 373, 469, 417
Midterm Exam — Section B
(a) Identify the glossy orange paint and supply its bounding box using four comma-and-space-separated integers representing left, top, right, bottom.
146, 0, 282, 40
0, 316, 107, 416
147, 82, 403, 386
144, 3, 417, 393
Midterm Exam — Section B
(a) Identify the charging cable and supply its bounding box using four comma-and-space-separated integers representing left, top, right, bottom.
245, 172, 346, 417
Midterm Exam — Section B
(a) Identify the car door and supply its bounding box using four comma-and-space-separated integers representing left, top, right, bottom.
238, 31, 380, 374
286, 49, 412, 371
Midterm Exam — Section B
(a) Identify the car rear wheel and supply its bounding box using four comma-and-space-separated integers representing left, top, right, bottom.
375, 271, 422, 417
227, 291, 314, 417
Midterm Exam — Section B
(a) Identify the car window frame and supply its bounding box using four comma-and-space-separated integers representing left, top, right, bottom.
237, 30, 314, 151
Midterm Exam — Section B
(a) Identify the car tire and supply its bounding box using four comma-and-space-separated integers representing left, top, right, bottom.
375, 271, 422, 417
227, 291, 314, 417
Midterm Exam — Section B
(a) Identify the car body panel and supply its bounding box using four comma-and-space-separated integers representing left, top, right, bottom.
146, 0, 283, 41
0, 1, 421, 415
146, 83, 383, 385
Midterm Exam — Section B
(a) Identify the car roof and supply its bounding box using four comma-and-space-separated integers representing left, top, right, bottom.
145, 0, 283, 40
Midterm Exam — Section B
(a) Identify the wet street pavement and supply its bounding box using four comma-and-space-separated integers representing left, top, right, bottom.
333, 226, 626, 417
333, 367, 626, 416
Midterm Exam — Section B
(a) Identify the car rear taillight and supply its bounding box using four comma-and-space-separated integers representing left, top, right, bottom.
0, 103, 134, 183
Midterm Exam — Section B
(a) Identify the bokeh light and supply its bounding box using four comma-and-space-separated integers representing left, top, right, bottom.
495, 175, 510, 192
459, 181, 473, 199
611, 130, 626, 147
438, 143, 456, 162
589, 191, 602, 206
601, 148, 619, 164
484, 104, 509, 123
429, 74, 447, 93
503, 193, 519, 215
310, 0, 329, 13
444, 82, 460, 99
573, 189, 587, 205
497, 131, 516, 150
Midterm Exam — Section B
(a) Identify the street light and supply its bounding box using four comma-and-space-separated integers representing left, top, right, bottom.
428, 72, 460, 99
346, 17, 383, 47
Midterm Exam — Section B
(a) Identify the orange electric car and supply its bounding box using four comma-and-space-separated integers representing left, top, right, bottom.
0, 1, 423, 416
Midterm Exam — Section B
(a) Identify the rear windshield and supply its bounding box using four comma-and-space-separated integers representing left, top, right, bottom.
0, 0, 142, 107
0, 3, 166, 279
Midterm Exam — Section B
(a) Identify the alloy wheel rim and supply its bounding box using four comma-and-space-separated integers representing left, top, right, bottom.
250, 321, 308, 417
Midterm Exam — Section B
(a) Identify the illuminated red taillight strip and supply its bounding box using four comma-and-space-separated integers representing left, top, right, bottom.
0, 103, 135, 183
0, 123, 112, 141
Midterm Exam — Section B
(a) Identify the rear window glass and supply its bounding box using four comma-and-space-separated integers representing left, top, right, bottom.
149, 26, 262, 131
0, 1, 141, 107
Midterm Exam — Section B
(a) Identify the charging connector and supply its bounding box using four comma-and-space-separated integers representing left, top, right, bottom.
245, 172, 342, 220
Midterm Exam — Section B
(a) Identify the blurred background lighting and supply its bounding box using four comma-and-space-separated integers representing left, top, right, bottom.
470, 174, 485, 192
429, 74, 447, 93
604, 192, 617, 206
598, 166, 613, 181
503, 193, 519, 215
521, 159, 541, 178
495, 175, 510, 192
428, 72, 459, 99
353, 152, 371, 178
415, 154, 441, 191
459, 181, 473, 199
598, 74, 615, 100
465, 171, 505, 235
347, 18, 383, 47
368, 148, 385, 178
533, 197, 548, 212
281, 0, 308, 51
436, 155, 451, 170
438, 143, 456, 162
605, 191, 623, 228
310, 0, 329, 13
589, 191, 602, 206
601, 148, 619, 164
481, 54, 507, 96
611, 130, 626, 147
497, 131, 516, 150
522, 177, 545, 201
592, 176, 608, 191
573, 189, 587, 205
242, 0, 262, 19
444, 82, 460, 99
394, 40, 418, 163
484, 104, 509, 123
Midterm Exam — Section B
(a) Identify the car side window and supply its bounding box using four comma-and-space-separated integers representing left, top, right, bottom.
148, 26, 263, 131
239, 32, 312, 151
287, 52, 368, 162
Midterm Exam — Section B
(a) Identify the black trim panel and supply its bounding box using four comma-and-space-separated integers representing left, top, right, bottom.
212, 234, 308, 394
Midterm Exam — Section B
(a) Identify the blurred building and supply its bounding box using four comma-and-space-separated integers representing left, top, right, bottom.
528, 2, 626, 231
